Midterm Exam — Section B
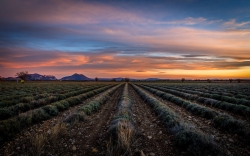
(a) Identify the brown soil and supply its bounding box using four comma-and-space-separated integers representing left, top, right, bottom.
137, 85, 250, 156
128, 84, 181, 156
68, 84, 124, 156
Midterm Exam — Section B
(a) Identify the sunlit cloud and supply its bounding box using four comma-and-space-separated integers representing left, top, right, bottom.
0, 48, 89, 68
132, 60, 143, 63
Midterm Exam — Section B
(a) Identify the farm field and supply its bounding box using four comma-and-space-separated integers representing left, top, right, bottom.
0, 81, 250, 156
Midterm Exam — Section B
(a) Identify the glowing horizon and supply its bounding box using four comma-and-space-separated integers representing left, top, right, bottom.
0, 0, 250, 79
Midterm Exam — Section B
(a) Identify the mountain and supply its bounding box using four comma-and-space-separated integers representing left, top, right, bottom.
60, 73, 91, 81
27, 73, 57, 80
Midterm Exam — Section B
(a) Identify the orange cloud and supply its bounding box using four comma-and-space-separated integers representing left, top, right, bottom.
132, 59, 142, 63
0, 49, 89, 68
99, 27, 250, 60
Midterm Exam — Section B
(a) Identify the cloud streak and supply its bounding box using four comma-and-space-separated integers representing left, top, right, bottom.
1, 47, 249, 78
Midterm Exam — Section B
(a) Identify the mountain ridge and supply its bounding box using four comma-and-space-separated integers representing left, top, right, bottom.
60, 73, 91, 81
27, 73, 57, 80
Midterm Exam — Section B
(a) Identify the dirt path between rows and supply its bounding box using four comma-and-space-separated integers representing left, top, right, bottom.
77, 85, 124, 155
0, 85, 122, 156
128, 84, 181, 156
136, 85, 250, 156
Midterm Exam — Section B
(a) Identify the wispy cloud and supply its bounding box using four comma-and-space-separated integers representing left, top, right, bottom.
154, 17, 223, 26
223, 19, 250, 28
164, 17, 207, 25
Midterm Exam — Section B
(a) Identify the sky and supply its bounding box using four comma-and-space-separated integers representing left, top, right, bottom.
0, 0, 250, 79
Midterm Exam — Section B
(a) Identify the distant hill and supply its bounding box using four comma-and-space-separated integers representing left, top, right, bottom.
145, 78, 161, 81
98, 77, 124, 81
60, 73, 91, 81
27, 73, 57, 80
98, 77, 137, 81
113, 77, 124, 81
0, 73, 57, 81
2, 77, 16, 81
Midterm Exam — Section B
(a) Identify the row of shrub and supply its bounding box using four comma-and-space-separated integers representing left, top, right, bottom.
0, 95, 58, 120
0, 84, 116, 146
138, 84, 250, 144
0, 84, 103, 108
0, 83, 86, 102
177, 85, 250, 100
170, 83, 250, 97
79, 84, 123, 115
108, 83, 135, 153
196, 96, 250, 117
165, 85, 250, 107
131, 84, 220, 155
146, 84, 250, 118
64, 83, 123, 123
0, 85, 107, 120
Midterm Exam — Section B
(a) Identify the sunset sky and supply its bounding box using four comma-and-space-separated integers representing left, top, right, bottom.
0, 0, 250, 79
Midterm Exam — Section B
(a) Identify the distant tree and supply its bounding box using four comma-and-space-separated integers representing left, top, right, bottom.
181, 78, 185, 82
95, 77, 98, 82
112, 78, 116, 82
125, 77, 130, 82
16, 71, 28, 80
121, 79, 124, 82
207, 79, 211, 83
237, 79, 241, 83
229, 79, 233, 83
